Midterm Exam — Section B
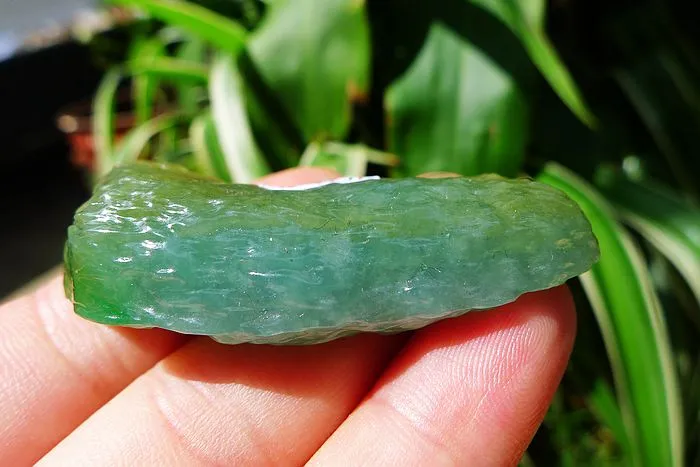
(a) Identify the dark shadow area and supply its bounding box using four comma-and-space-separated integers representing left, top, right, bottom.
0, 42, 99, 298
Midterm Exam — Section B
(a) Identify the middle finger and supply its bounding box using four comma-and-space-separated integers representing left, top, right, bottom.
39, 333, 405, 466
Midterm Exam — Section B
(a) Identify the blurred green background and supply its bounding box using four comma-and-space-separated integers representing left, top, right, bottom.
2, 0, 699, 465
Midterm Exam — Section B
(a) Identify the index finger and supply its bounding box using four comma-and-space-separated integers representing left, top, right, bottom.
0, 167, 340, 465
309, 286, 577, 465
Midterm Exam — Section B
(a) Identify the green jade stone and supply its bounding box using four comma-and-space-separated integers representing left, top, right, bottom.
64, 163, 599, 345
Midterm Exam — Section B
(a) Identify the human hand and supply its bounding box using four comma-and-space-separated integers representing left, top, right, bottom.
0, 168, 576, 466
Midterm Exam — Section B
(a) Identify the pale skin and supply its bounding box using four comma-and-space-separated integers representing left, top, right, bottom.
0, 167, 576, 466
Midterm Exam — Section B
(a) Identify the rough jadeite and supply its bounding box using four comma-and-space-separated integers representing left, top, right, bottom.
64, 163, 599, 345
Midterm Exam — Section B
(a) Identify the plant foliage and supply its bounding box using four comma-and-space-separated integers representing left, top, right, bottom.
91, 0, 700, 464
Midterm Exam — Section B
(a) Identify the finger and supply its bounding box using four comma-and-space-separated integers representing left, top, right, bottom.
2, 167, 339, 465
255, 167, 340, 187
0, 275, 186, 466
309, 286, 576, 466
38, 166, 403, 465
418, 172, 461, 179
39, 334, 406, 466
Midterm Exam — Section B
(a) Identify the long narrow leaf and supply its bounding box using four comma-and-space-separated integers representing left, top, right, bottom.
108, 113, 187, 174
586, 378, 630, 455
176, 37, 208, 114
468, 0, 596, 127
92, 68, 122, 177
299, 142, 365, 177
547, 390, 576, 466
152, 120, 181, 162
130, 38, 166, 125
539, 163, 683, 467
597, 169, 700, 308
238, 50, 305, 170
299, 141, 399, 177
129, 58, 209, 85
323, 141, 400, 167
189, 111, 232, 182
110, 0, 247, 53
210, 53, 269, 183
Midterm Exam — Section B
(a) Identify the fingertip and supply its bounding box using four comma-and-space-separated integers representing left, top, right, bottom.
495, 284, 577, 353
418, 171, 462, 179
0, 271, 186, 465
400, 285, 576, 364
311, 284, 579, 465
255, 167, 341, 187
394, 285, 577, 460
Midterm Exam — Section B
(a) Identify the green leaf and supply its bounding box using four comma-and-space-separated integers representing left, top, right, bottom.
299, 141, 399, 177
189, 111, 232, 182
175, 37, 209, 114
248, 0, 371, 141
468, 0, 596, 127
586, 378, 631, 456
539, 163, 683, 467
152, 124, 180, 162
110, 0, 248, 53
107, 113, 187, 175
129, 57, 209, 85
129, 37, 166, 125
597, 168, 700, 309
546, 390, 577, 466
209, 53, 270, 183
92, 68, 122, 177
386, 24, 528, 177
299, 141, 366, 177
237, 51, 305, 171
518, 451, 536, 467
470, 0, 544, 29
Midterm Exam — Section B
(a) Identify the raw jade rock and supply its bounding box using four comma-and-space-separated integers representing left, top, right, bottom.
64, 163, 599, 345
